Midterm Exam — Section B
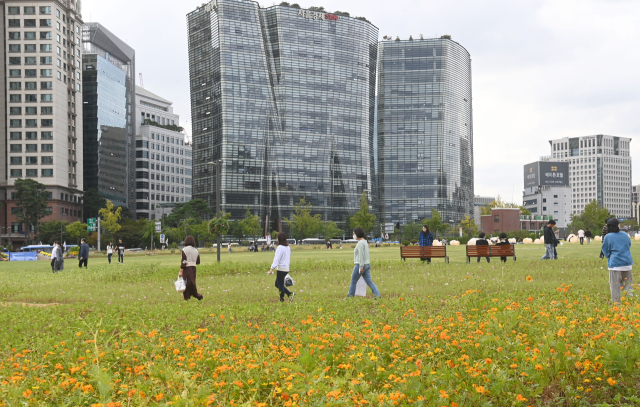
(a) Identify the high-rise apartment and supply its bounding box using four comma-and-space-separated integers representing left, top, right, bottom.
522, 161, 571, 228
0, 0, 84, 247
135, 86, 192, 220
377, 36, 474, 226
550, 135, 632, 217
187, 0, 377, 231
82, 22, 135, 212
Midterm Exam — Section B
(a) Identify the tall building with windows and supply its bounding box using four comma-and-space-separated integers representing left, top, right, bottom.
377, 36, 474, 226
187, 0, 377, 231
522, 161, 571, 228
549, 135, 632, 217
0, 0, 84, 247
135, 86, 192, 220
82, 22, 135, 212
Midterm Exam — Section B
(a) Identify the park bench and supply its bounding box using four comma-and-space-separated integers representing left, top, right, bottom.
466, 244, 516, 264
400, 246, 449, 263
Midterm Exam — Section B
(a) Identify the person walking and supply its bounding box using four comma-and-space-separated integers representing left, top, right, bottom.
542, 220, 557, 260
601, 218, 633, 303
117, 239, 125, 264
585, 229, 592, 245
50, 241, 57, 272
495, 232, 511, 262
106, 241, 114, 264
578, 228, 585, 245
418, 225, 434, 263
179, 235, 203, 301
269, 232, 295, 302
78, 238, 89, 268
346, 227, 381, 299
54, 242, 64, 272
476, 232, 490, 263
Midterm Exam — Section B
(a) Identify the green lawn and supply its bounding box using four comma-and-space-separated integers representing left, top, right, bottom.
1, 242, 639, 405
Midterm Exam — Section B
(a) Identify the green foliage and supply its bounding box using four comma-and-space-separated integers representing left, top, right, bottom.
65, 221, 89, 243
143, 119, 184, 132
350, 191, 376, 236
458, 214, 479, 237
567, 200, 612, 233
401, 221, 423, 242
308, 6, 325, 11
165, 199, 213, 228
322, 221, 343, 240
284, 198, 322, 241
117, 219, 148, 248
39, 220, 67, 244
333, 10, 350, 16
82, 188, 106, 222
620, 219, 638, 231
422, 209, 448, 238
278, 1, 290, 6
480, 195, 526, 216
402, 240, 410, 246
140, 219, 160, 249
290, 3, 301, 8
229, 220, 244, 241
238, 208, 262, 240
507, 230, 536, 242
98, 200, 122, 241
14, 178, 50, 244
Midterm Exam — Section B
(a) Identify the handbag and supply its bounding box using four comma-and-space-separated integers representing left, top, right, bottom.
284, 274, 295, 287
174, 275, 186, 293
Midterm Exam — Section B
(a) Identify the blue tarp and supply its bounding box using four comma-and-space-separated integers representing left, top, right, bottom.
10, 252, 37, 261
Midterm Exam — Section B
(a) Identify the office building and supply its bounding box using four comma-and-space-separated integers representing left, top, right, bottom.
187, 0, 378, 231
0, 0, 84, 247
377, 36, 474, 226
550, 135, 632, 217
135, 86, 192, 220
473, 195, 494, 226
82, 22, 135, 212
522, 161, 571, 228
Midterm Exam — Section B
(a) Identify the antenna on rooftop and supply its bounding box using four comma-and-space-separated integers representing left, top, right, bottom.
139, 73, 144, 88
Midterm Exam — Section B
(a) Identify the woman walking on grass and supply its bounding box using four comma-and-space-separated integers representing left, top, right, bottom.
346, 227, 381, 299
179, 235, 203, 301
601, 218, 633, 303
269, 232, 295, 302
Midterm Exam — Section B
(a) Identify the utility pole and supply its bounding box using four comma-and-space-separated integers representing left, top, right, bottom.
97, 217, 101, 251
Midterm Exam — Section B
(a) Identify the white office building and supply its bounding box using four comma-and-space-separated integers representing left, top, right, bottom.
1, 0, 84, 246
134, 86, 192, 220
550, 135, 632, 217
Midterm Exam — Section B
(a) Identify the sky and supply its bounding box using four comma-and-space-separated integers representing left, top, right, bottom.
83, 0, 640, 203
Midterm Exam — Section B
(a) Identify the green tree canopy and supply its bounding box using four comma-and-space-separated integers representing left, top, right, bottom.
239, 207, 262, 242
99, 200, 122, 241
350, 191, 377, 237
66, 221, 89, 243
39, 220, 67, 244
82, 188, 106, 222
480, 195, 531, 216
401, 221, 423, 242
322, 221, 343, 240
567, 200, 612, 233
164, 199, 213, 228
458, 214, 479, 237
117, 219, 147, 248
15, 178, 50, 244
421, 209, 448, 238
284, 198, 322, 241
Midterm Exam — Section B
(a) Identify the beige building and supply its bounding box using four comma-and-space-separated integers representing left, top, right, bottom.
0, 0, 84, 247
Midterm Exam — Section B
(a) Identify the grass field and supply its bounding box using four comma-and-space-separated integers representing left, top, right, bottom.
1, 242, 640, 406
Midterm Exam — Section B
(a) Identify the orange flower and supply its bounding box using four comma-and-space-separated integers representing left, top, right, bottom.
526, 276, 533, 282
127, 389, 138, 398
535, 364, 543, 370
475, 386, 485, 394
527, 296, 533, 301
451, 403, 459, 407
516, 394, 528, 402
76, 332, 82, 336
485, 358, 492, 364
154, 394, 164, 401
173, 349, 180, 355
22, 389, 32, 398
439, 390, 449, 398
233, 380, 244, 387
607, 377, 616, 386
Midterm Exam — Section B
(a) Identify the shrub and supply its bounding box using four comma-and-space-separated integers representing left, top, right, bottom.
240, 240, 250, 246
402, 240, 410, 246
410, 239, 418, 245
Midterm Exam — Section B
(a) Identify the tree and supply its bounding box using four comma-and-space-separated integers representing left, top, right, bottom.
350, 192, 377, 237
422, 209, 448, 238
14, 178, 50, 244
119, 206, 136, 221
322, 221, 343, 240
401, 221, 422, 242
165, 199, 213, 228
239, 207, 262, 243
458, 215, 479, 237
66, 221, 89, 243
284, 198, 322, 241
190, 220, 213, 247
39, 220, 67, 244
480, 195, 521, 215
621, 219, 639, 231
141, 219, 160, 250
82, 188, 106, 222
229, 220, 244, 241
567, 200, 612, 233
99, 200, 122, 241
117, 219, 146, 248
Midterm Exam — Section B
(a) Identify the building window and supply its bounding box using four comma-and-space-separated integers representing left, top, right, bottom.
10, 120, 22, 128
8, 19, 21, 27
9, 107, 22, 115
41, 107, 53, 115
494, 215, 499, 222
26, 169, 38, 177
25, 107, 37, 115
10, 169, 22, 177
25, 57, 36, 65
41, 81, 53, 90
41, 169, 53, 177
25, 82, 36, 90
25, 119, 37, 127
42, 156, 53, 164
24, 6, 36, 14
25, 69, 37, 77
41, 144, 53, 152
41, 132, 53, 140
25, 144, 37, 152
26, 157, 38, 164
8, 32, 20, 40
40, 44, 52, 52
39, 19, 52, 27
9, 57, 21, 65
40, 31, 52, 40
9, 44, 21, 52
10, 132, 22, 140
40, 69, 52, 77
7, 6, 20, 14
24, 19, 36, 27
10, 157, 22, 165
40, 57, 52, 65
25, 32, 36, 40
41, 119, 53, 127
39, 6, 51, 14
25, 132, 37, 140
41, 94, 53, 102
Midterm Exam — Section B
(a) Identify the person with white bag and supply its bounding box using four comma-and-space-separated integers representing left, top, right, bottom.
346, 227, 381, 299
269, 232, 295, 302
179, 235, 203, 301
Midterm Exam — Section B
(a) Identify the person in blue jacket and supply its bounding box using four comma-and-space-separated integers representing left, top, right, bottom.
601, 218, 633, 303
78, 238, 90, 268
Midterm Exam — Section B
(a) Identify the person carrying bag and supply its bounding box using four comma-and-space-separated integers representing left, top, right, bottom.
179, 235, 203, 301
269, 232, 295, 302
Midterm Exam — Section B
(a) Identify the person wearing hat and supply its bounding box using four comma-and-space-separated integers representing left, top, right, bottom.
601, 218, 633, 303
541, 220, 557, 260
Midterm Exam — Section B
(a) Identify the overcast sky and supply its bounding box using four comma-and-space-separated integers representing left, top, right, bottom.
84, 0, 639, 203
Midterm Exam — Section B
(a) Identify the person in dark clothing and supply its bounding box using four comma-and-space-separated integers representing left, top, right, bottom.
495, 232, 510, 262
541, 220, 557, 260
179, 235, 203, 301
585, 229, 593, 245
78, 238, 89, 268
476, 232, 490, 263
117, 239, 125, 264
600, 224, 608, 259
418, 225, 434, 263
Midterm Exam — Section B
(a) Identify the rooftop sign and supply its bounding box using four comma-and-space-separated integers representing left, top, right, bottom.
297, 9, 339, 21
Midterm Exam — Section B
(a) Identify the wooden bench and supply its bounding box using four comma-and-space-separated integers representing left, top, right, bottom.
466, 244, 516, 264
401, 246, 449, 263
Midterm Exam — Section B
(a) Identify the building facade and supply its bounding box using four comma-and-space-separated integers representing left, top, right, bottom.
134, 86, 192, 220
377, 36, 474, 227
550, 135, 632, 217
82, 22, 134, 212
0, 0, 84, 247
473, 195, 494, 226
522, 161, 571, 228
187, 0, 378, 231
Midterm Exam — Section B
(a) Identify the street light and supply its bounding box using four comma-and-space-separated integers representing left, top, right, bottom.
207, 160, 223, 262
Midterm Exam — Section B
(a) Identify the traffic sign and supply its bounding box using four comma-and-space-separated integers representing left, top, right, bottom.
155, 222, 161, 233
87, 218, 97, 232
160, 234, 165, 244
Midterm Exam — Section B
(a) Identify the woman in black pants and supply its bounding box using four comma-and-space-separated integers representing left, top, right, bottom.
268, 232, 295, 302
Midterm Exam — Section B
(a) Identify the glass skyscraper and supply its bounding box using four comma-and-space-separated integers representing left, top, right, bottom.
377, 36, 474, 226
187, 0, 377, 231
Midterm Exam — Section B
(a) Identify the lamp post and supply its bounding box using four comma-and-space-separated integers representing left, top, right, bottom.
207, 160, 223, 262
